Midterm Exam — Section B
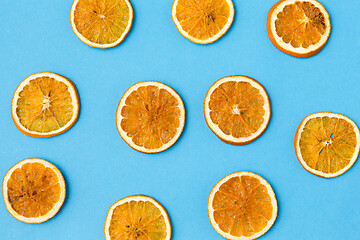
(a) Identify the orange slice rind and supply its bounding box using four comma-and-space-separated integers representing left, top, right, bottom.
208, 172, 277, 240
2, 158, 66, 224
104, 195, 171, 240
204, 76, 271, 145
267, 0, 331, 58
294, 112, 360, 178
172, 0, 235, 44
116, 81, 185, 153
11, 72, 80, 138
70, 0, 133, 48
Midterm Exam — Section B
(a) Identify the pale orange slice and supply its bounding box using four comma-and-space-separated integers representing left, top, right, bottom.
208, 172, 277, 240
294, 112, 360, 178
70, 0, 133, 48
172, 0, 235, 44
204, 76, 271, 145
116, 81, 185, 153
11, 72, 80, 138
104, 195, 171, 240
3, 158, 66, 224
267, 0, 331, 58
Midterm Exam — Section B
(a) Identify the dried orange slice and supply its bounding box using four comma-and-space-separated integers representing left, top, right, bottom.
116, 81, 185, 153
267, 0, 331, 58
204, 76, 271, 145
2, 158, 66, 224
104, 195, 171, 240
294, 112, 360, 178
172, 0, 235, 44
208, 172, 277, 240
11, 72, 80, 138
70, 0, 133, 48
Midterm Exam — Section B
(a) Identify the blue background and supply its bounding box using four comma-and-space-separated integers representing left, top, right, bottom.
1, 0, 360, 239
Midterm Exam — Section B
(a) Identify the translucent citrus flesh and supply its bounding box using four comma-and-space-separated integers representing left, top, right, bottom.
109, 200, 168, 240
6, 163, 61, 218
299, 116, 357, 174
209, 81, 265, 138
73, 0, 130, 45
175, 0, 231, 40
212, 176, 273, 237
120, 86, 181, 150
16, 77, 74, 133
275, 1, 326, 48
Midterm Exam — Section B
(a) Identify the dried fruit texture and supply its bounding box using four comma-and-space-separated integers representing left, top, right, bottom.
204, 76, 271, 145
212, 176, 273, 237
109, 200, 168, 240
275, 1, 326, 48
121, 86, 180, 149
295, 113, 360, 178
172, 0, 234, 44
175, 0, 231, 40
16, 77, 73, 133
267, 0, 330, 58
71, 0, 132, 48
105, 196, 171, 240
209, 81, 265, 138
299, 116, 357, 174
117, 82, 185, 153
208, 172, 277, 240
3, 159, 65, 223
6, 162, 61, 218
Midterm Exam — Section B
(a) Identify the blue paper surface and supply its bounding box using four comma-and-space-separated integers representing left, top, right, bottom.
1, 0, 360, 239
